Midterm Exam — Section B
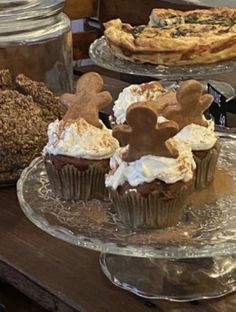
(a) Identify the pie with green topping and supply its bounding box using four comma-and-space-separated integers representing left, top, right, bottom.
103, 7, 236, 66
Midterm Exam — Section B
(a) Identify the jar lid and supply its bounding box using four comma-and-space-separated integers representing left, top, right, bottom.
0, 0, 70, 43
0, 0, 65, 19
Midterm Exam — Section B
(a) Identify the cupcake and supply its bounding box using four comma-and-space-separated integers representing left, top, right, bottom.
106, 102, 195, 229
161, 80, 220, 190
43, 72, 119, 201
112, 81, 167, 125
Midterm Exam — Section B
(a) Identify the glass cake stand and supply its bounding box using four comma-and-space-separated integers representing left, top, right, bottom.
89, 37, 236, 79
17, 137, 236, 302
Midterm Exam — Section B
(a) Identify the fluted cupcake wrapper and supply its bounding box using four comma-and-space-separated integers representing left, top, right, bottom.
109, 186, 191, 229
45, 160, 108, 201
193, 142, 221, 190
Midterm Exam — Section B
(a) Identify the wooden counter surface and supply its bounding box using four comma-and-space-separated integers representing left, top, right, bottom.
0, 179, 236, 312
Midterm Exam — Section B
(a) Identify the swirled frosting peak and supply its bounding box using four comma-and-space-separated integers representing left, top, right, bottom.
113, 81, 166, 124
43, 118, 119, 160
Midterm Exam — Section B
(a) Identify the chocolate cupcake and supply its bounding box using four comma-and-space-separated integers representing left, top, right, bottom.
43, 72, 119, 201
113, 81, 166, 125
161, 80, 220, 190
106, 103, 195, 229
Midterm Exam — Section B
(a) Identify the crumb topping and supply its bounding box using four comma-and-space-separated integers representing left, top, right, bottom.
0, 69, 65, 182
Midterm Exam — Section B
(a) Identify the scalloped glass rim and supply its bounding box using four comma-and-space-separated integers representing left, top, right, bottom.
17, 138, 236, 259
89, 37, 236, 79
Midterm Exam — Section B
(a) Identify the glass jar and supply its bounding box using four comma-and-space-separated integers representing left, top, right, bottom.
0, 0, 73, 94
0, 0, 73, 185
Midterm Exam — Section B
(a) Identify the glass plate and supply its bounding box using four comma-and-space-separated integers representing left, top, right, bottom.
89, 37, 236, 79
17, 138, 236, 259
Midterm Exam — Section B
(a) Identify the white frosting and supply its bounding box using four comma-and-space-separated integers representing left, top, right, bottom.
43, 118, 119, 160
105, 141, 196, 190
113, 82, 165, 124
174, 120, 217, 151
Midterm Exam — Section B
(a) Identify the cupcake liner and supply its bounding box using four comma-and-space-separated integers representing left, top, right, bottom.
45, 158, 108, 201
109, 185, 191, 229
193, 142, 221, 190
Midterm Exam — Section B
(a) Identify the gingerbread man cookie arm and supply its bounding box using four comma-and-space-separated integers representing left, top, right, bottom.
112, 124, 131, 146
155, 121, 179, 158
93, 91, 113, 111
199, 94, 214, 110
193, 93, 214, 127
60, 93, 76, 109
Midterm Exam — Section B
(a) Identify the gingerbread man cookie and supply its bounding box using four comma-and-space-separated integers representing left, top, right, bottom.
60, 72, 112, 129
112, 102, 179, 162
161, 80, 213, 129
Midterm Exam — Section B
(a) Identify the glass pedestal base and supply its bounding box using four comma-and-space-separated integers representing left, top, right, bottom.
17, 138, 236, 302
100, 254, 236, 301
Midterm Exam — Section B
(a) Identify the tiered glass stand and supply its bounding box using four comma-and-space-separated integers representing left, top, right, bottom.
90, 36, 236, 108
89, 37, 236, 79
17, 138, 236, 301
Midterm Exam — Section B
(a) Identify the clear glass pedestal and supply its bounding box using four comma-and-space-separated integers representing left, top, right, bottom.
17, 138, 236, 301
100, 254, 236, 301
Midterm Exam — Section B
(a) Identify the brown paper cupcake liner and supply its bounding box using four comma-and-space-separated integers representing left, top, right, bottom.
45, 159, 108, 201
193, 142, 221, 190
109, 185, 191, 229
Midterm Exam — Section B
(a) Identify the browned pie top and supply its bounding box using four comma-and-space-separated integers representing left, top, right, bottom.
103, 7, 236, 66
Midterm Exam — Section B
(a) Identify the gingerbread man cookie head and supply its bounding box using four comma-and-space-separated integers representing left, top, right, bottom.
60, 72, 112, 129
112, 102, 179, 162
162, 80, 214, 129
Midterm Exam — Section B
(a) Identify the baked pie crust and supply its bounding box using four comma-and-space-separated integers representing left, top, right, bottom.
104, 7, 236, 65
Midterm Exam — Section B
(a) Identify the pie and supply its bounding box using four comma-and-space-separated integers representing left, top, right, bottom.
103, 7, 236, 66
